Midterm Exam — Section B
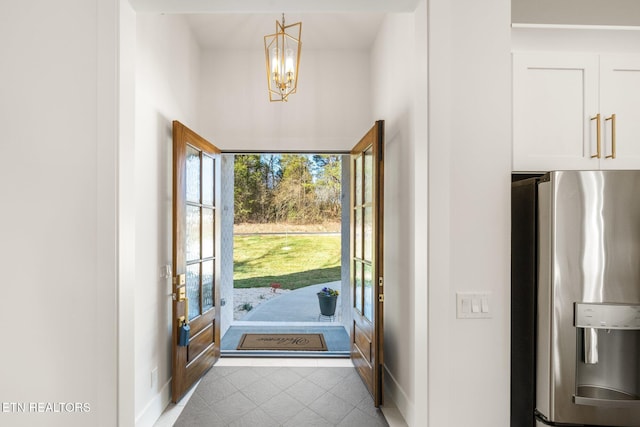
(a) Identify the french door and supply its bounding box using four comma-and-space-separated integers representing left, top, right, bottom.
171, 121, 221, 402
350, 120, 385, 406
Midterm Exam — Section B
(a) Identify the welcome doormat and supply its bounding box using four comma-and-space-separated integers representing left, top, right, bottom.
236, 333, 328, 351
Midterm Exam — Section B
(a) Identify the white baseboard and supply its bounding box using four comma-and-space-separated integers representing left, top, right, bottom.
135, 379, 171, 427
383, 365, 412, 427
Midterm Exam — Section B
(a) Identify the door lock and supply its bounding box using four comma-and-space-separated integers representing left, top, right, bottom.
172, 273, 186, 286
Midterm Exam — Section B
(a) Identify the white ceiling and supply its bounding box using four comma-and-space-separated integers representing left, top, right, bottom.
185, 13, 387, 50
130, 0, 418, 50
130, 0, 419, 13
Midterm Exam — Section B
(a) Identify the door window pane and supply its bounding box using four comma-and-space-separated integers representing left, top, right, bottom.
186, 206, 201, 262
186, 146, 201, 203
202, 155, 214, 206
364, 264, 373, 321
355, 261, 363, 313
355, 155, 362, 206
364, 147, 373, 203
364, 206, 372, 262
186, 263, 201, 320
355, 208, 362, 259
202, 260, 214, 312
202, 208, 214, 259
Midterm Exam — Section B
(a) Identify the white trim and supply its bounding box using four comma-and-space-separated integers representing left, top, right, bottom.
135, 380, 172, 427
118, 0, 137, 426
383, 364, 412, 426
97, 0, 120, 425
512, 23, 640, 31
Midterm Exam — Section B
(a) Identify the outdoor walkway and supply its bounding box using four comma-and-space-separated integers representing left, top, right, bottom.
241, 281, 342, 322
221, 281, 350, 356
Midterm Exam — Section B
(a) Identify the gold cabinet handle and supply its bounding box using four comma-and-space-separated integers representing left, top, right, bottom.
591, 114, 601, 159
605, 114, 616, 159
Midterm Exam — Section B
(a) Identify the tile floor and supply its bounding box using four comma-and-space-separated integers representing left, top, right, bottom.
154, 358, 407, 427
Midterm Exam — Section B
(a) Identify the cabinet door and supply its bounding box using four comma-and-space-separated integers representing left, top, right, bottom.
512, 53, 599, 171
599, 55, 640, 170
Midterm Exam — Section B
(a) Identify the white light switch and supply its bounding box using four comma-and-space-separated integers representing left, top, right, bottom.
461, 298, 471, 313
471, 298, 480, 313
481, 296, 489, 313
456, 292, 492, 319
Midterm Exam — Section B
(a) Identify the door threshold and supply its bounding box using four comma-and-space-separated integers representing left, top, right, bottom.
232, 320, 345, 327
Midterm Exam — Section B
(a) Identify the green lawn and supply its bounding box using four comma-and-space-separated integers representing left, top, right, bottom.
234, 234, 341, 290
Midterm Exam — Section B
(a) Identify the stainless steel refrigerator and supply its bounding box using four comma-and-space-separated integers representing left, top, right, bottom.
512, 171, 640, 427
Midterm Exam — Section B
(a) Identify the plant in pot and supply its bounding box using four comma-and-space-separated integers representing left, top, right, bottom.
317, 287, 339, 316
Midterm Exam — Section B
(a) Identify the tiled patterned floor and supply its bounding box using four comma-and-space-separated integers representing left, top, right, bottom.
173, 365, 389, 426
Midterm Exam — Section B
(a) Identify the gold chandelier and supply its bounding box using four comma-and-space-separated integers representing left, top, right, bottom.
264, 14, 302, 102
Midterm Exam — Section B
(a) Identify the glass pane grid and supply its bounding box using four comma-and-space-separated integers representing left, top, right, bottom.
186, 147, 218, 320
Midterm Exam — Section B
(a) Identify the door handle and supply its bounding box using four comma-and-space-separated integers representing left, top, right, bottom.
173, 274, 188, 325
605, 114, 616, 159
591, 114, 601, 159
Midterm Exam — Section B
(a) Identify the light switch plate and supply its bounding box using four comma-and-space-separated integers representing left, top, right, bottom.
456, 292, 492, 319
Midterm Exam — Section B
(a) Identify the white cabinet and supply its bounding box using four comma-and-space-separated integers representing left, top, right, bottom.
599, 55, 640, 169
513, 52, 640, 171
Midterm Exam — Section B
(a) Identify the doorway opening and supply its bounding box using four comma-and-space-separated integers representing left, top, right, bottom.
219, 153, 352, 356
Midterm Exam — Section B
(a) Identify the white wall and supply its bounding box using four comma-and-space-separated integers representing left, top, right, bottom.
134, 13, 202, 426
198, 48, 372, 151
428, 0, 512, 426
0, 1, 119, 426
369, 11, 421, 425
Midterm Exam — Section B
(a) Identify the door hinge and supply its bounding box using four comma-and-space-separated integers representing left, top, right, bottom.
379, 294, 384, 303
379, 277, 383, 287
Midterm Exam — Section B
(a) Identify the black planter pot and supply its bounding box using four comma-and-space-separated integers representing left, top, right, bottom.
317, 294, 338, 316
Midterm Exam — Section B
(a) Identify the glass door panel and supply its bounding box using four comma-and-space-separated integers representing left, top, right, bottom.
364, 206, 373, 262
355, 208, 363, 259
363, 264, 373, 321
355, 155, 363, 205
202, 260, 214, 312
186, 263, 201, 320
186, 206, 201, 262
355, 261, 363, 313
186, 146, 201, 203
202, 208, 214, 259
202, 155, 214, 205
364, 148, 373, 203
